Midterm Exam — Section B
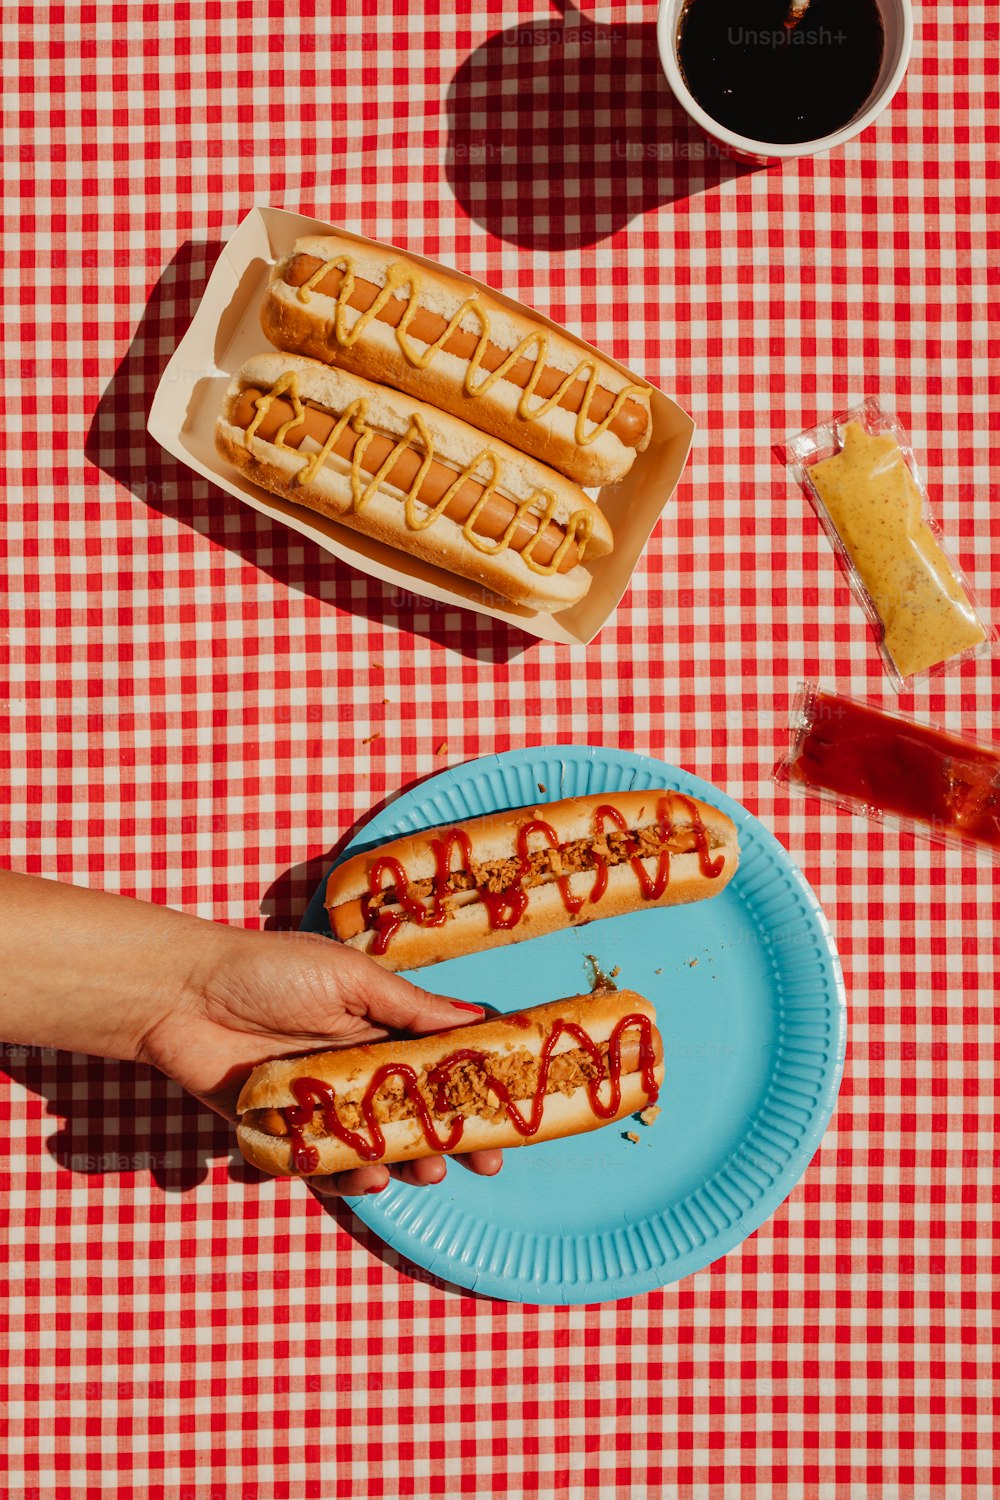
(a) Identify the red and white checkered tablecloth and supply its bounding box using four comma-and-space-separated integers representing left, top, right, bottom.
2, 1, 998, 1494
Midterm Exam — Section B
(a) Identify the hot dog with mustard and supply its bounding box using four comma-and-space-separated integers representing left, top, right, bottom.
260, 234, 653, 486
216, 353, 613, 612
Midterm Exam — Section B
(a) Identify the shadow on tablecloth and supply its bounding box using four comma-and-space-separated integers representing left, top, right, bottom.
0, 1024, 502, 1295
324, 1192, 503, 1303
2, 1036, 512, 1298
445, 1, 756, 251
84, 241, 531, 666
0, 1045, 235, 1193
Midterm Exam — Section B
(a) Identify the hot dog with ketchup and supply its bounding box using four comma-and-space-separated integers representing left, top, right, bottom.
236, 992, 664, 1177
216, 353, 613, 613
260, 234, 653, 487
325, 791, 739, 972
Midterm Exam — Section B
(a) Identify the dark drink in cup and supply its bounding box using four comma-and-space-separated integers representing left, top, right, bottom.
676, 0, 885, 145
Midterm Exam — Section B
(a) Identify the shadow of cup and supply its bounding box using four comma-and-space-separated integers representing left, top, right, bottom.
444, 0, 754, 251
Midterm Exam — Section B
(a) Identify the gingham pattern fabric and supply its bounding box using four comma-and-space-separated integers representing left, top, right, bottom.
2, 3, 998, 1495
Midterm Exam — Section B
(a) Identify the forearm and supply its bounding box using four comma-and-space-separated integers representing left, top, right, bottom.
0, 869, 228, 1063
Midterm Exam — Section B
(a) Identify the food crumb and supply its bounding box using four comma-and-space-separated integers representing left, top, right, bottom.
625, 1132, 640, 1144
639, 1105, 661, 1127
585, 955, 619, 994
436, 741, 448, 755
362, 732, 381, 745
654, 968, 662, 975
383, 697, 391, 705
688, 958, 698, 968
537, 782, 547, 793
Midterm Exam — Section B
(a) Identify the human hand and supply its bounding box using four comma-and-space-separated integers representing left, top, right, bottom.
135, 926, 504, 1198
0, 871, 500, 1197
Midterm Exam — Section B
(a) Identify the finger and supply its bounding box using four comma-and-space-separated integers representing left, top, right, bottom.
340, 948, 487, 1036
390, 1150, 503, 1181
456, 1147, 504, 1177
305, 1148, 503, 1196
309, 1156, 451, 1194
389, 1155, 448, 1187
308, 1163, 390, 1199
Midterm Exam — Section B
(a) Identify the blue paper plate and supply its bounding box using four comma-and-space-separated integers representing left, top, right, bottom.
301, 745, 846, 1305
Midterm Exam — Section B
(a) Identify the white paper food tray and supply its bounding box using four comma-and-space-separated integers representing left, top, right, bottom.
148, 206, 695, 646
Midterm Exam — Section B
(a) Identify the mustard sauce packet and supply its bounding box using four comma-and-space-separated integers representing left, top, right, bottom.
786, 399, 994, 688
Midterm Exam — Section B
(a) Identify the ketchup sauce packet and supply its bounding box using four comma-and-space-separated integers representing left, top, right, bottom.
785, 399, 994, 689
775, 684, 1000, 857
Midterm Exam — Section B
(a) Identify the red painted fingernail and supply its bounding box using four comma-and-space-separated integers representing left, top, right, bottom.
450, 1001, 484, 1013
365, 1183, 386, 1195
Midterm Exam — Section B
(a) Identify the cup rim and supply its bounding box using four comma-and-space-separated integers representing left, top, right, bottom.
656, 0, 915, 160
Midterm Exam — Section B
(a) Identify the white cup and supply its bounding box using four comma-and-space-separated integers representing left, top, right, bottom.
656, 0, 914, 162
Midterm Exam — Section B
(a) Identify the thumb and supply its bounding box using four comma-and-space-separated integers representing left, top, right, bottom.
341, 947, 487, 1037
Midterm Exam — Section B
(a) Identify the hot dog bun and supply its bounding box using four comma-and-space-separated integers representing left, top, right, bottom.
260, 234, 653, 487
236, 991, 664, 1177
215, 353, 613, 613
325, 790, 739, 972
